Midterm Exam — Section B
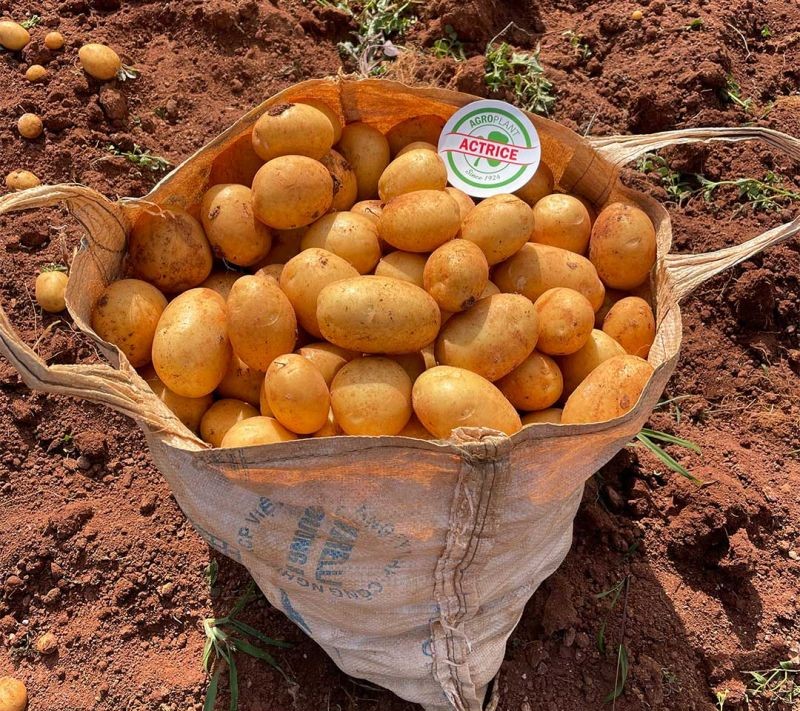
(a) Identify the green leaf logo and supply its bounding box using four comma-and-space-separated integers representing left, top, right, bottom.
486, 131, 509, 167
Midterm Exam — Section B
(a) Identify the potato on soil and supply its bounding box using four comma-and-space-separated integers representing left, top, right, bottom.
0, 675, 27, 711
445, 187, 475, 221
280, 248, 359, 338
25, 64, 47, 82
152, 288, 231, 398
533, 287, 595, 356
521, 408, 562, 425
301, 212, 381, 274
317, 276, 441, 354
423, 239, 489, 313
200, 271, 240, 301
209, 132, 265, 187
299, 100, 343, 143
497, 351, 563, 411
530, 194, 592, 254
201, 399, 259, 448
17, 113, 43, 139
217, 355, 264, 406
200, 184, 272, 267
220, 416, 297, 447
336, 122, 390, 200
320, 150, 358, 211
350, 199, 383, 224
331, 357, 412, 436
386, 115, 445, 155
5, 169, 40, 191
34, 632, 58, 654
252, 156, 333, 230
602, 296, 656, 357
297, 342, 357, 386
397, 141, 437, 156
91, 279, 167, 367
141, 366, 213, 433
374, 251, 426, 287
251, 103, 334, 161
378, 189, 460, 253
589, 203, 657, 289
129, 208, 212, 293
461, 194, 533, 265
378, 149, 447, 202
413, 366, 521, 438
227, 274, 296, 371
35, 270, 68, 313
266, 354, 330, 434
78, 43, 122, 80
514, 162, 554, 207
558, 329, 626, 396
561, 354, 654, 424
0, 21, 30, 51
44, 32, 65, 50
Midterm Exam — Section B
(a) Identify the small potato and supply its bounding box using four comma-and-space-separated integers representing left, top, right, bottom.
266, 354, 330, 434
378, 189, 460, 253
297, 341, 357, 386
152, 288, 231, 398
4, 169, 40, 191
558, 329, 626, 396
378, 149, 447, 202
0, 21, 30, 51
217, 355, 264, 406
227, 274, 296, 371
25, 64, 47, 82
398, 414, 434, 439
533, 287, 595, 356
256, 263, 284, 282
200, 399, 259, 447
413, 366, 521, 438
280, 248, 359, 337
594, 287, 626, 328
493, 243, 606, 312
0, 676, 27, 711
252, 156, 333, 230
318, 276, 441, 354
300, 100, 343, 143
209, 132, 265, 187
320, 150, 358, 211
336, 123, 390, 200
129, 208, 212, 293
17, 113, 43, 139
497, 352, 563, 411
435, 294, 539, 381
200, 271, 241, 301
374, 251, 426, 287
445, 187, 475, 222
521, 408, 562, 425
514, 162, 554, 207
589, 203, 657, 289
200, 184, 272, 266
251, 103, 334, 161
350, 199, 383, 224
141, 366, 213, 432
331, 357, 412, 436
397, 141, 437, 156
461, 194, 533, 265
386, 115, 445, 155
91, 279, 167, 367
301, 212, 381, 274
530, 194, 592, 254
561, 355, 654, 424
389, 352, 426, 382
35, 270, 68, 313
423, 239, 489, 313
220, 416, 297, 447
78, 43, 122, 80
44, 32, 65, 50
602, 296, 656, 358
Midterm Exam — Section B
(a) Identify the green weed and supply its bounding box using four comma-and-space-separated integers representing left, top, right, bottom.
41, 263, 68, 273
432, 25, 465, 60
116, 64, 140, 82
484, 42, 555, 115
745, 659, 799, 706
637, 152, 695, 206
760, 25, 773, 39
595, 577, 631, 705
686, 18, 704, 31
107, 144, 171, 172
715, 689, 728, 710
205, 559, 219, 588
720, 75, 753, 112
563, 30, 592, 61
697, 171, 800, 213
20, 15, 42, 29
634, 428, 703, 485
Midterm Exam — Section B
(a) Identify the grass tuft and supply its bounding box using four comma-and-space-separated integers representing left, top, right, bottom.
20, 15, 42, 29
634, 428, 703, 485
563, 30, 592, 61
107, 144, 171, 172
745, 658, 799, 705
484, 42, 556, 115
432, 25, 465, 60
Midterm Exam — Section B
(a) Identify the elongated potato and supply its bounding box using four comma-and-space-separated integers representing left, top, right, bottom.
5, 169, 40, 191
445, 187, 475, 222
397, 141, 437, 156
561, 355, 654, 424
461, 194, 533, 265
435, 294, 539, 381
386, 115, 445, 155
220, 416, 297, 447
200, 399, 259, 447
558, 329, 626, 395
320, 150, 358, 212
301, 212, 381, 274
251, 103, 333, 161
514, 162, 554, 207
602, 296, 656, 357
337, 123, 390, 200
521, 408, 562, 425
0, 20, 30, 51
78, 43, 121, 80
379, 190, 460, 252
141, 366, 213, 433
589, 203, 657, 289
317, 276, 441, 354
266, 354, 330, 434
201, 184, 272, 266
374, 251, 426, 287
217, 354, 264, 406
350, 199, 384, 224
530, 194, 592, 254
297, 342, 357, 386
331, 357, 412, 435
227, 275, 297, 371
423, 239, 489, 313
413, 366, 521, 437
200, 271, 241, 301
91, 279, 167, 367
493, 243, 605, 312
300, 100, 343, 143
497, 352, 563, 411
152, 288, 231, 398
533, 287, 595, 356
280, 248, 359, 337
129, 208, 213, 293
378, 149, 447, 202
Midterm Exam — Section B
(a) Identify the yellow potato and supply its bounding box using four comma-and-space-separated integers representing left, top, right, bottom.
252, 156, 333, 230
266, 354, 330, 434
397, 141, 437, 156
220, 416, 297, 447
497, 352, 563, 411
209, 132, 265, 187
5, 169, 40, 191
320, 149, 358, 211
141, 366, 213, 432
331, 357, 412, 435
445, 187, 475, 222
78, 43, 121, 80
423, 239, 489, 312
589, 203, 657, 289
514, 162, 554, 207
350, 199, 384, 224
318, 276, 441, 354
0, 21, 30, 51
129, 208, 212, 293
311, 409, 342, 437
594, 287, 626, 327
217, 354, 264, 406
379, 189, 460, 252
25, 64, 47, 82
17, 113, 43, 139
378, 149, 447, 202
44, 32, 65, 50
337, 123, 390, 200
251, 103, 333, 161
152, 288, 231, 398
0, 676, 27, 711
280, 248, 359, 337
301, 212, 381, 274
200, 184, 272, 266
227, 274, 296, 371
300, 100, 343, 143
256, 263, 284, 282
435, 294, 539, 381
413, 366, 521, 438
573, 194, 597, 224
374, 251, 426, 287
602, 296, 656, 358
91, 279, 167, 367
493, 243, 606, 312
561, 355, 654, 424
533, 287, 595, 356
461, 194, 533, 265
521, 408, 562, 425
558, 329, 626, 396
200, 271, 240, 301
530, 194, 592, 254
297, 342, 357, 386
389, 352, 426, 382
397, 414, 434, 439
35, 270, 68, 313
481, 281, 500, 297
386, 115, 445, 155
200, 399, 259, 447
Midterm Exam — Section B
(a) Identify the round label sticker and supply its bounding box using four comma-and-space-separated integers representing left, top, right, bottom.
438, 100, 541, 198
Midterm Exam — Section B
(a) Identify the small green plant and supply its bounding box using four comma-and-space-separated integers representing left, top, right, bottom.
563, 30, 592, 61
432, 25, 465, 60
686, 18, 704, 30
116, 64, 140, 82
634, 428, 702, 485
485, 42, 556, 115
107, 144, 171, 172
720, 75, 753, 112
596, 577, 631, 705
205, 558, 219, 587
697, 171, 800, 212
637, 153, 695, 206
760, 25, 773, 39
715, 689, 728, 710
745, 659, 799, 705
154, 106, 168, 119
41, 263, 68, 274
20, 15, 42, 29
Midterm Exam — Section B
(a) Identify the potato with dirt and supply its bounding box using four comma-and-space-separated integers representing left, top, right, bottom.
17, 113, 43, 139
220, 416, 297, 447
200, 399, 259, 448
35, 269, 68, 313
4, 169, 40, 191
530, 194, 592, 254
497, 352, 563, 411
301, 212, 381, 274
461, 194, 534, 265
558, 329, 626, 396
589, 203, 657, 289
216, 355, 264, 406
378, 189, 460, 252
337, 123, 391, 200
533, 287, 595, 356
78, 43, 122, 80
602, 296, 656, 357
251, 103, 334, 161
320, 150, 358, 211
423, 239, 489, 313
0, 675, 27, 711
378, 148, 448, 202
265, 354, 330, 434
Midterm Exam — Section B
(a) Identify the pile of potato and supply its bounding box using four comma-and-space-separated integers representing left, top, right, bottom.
88, 102, 658, 447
